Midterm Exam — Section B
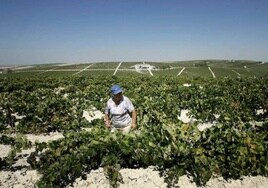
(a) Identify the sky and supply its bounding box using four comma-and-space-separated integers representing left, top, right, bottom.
1, 0, 268, 65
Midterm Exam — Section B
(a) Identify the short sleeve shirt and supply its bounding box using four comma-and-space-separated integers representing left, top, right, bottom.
105, 96, 134, 128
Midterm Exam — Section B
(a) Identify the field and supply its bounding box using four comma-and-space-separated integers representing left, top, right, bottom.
0, 60, 268, 187
1, 60, 267, 78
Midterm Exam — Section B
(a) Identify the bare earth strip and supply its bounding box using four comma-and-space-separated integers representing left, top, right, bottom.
208, 67, 216, 78
232, 70, 241, 76
14, 69, 78, 72
113, 62, 123, 76
38, 67, 58, 74
57, 63, 76, 67
177, 67, 186, 76
71, 168, 268, 188
72, 64, 94, 76
15, 69, 136, 73
148, 69, 154, 76
12, 66, 36, 70
169, 66, 185, 69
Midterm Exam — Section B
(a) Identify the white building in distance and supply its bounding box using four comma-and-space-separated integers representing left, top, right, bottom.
133, 64, 156, 70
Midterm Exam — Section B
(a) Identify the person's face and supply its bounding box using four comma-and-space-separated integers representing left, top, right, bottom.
113, 92, 123, 104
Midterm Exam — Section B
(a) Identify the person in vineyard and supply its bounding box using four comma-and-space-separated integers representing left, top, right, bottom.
105, 84, 136, 133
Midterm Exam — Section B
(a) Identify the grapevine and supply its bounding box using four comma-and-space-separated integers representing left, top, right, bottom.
0, 75, 267, 187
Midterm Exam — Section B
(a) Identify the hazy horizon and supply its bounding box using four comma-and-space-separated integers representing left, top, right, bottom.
1, 0, 268, 65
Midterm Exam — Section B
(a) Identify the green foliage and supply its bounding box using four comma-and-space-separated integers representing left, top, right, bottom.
0, 75, 267, 187
104, 165, 123, 188
0, 135, 32, 167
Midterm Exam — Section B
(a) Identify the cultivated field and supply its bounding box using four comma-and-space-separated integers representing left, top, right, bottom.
0, 60, 268, 188
1, 60, 267, 78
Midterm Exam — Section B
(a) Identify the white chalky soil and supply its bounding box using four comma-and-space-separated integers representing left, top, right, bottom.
1, 111, 268, 187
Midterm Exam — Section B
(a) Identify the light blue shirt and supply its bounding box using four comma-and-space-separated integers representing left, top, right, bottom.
105, 96, 134, 128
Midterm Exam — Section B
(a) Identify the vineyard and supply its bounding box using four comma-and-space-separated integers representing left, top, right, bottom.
2, 60, 268, 79
0, 74, 268, 187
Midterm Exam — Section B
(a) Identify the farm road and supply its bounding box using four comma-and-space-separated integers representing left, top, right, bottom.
208, 67, 216, 78
177, 67, 186, 76
72, 64, 94, 75
113, 61, 123, 75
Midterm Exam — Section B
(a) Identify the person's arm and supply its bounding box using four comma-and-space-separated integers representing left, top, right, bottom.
131, 110, 137, 129
105, 113, 111, 128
